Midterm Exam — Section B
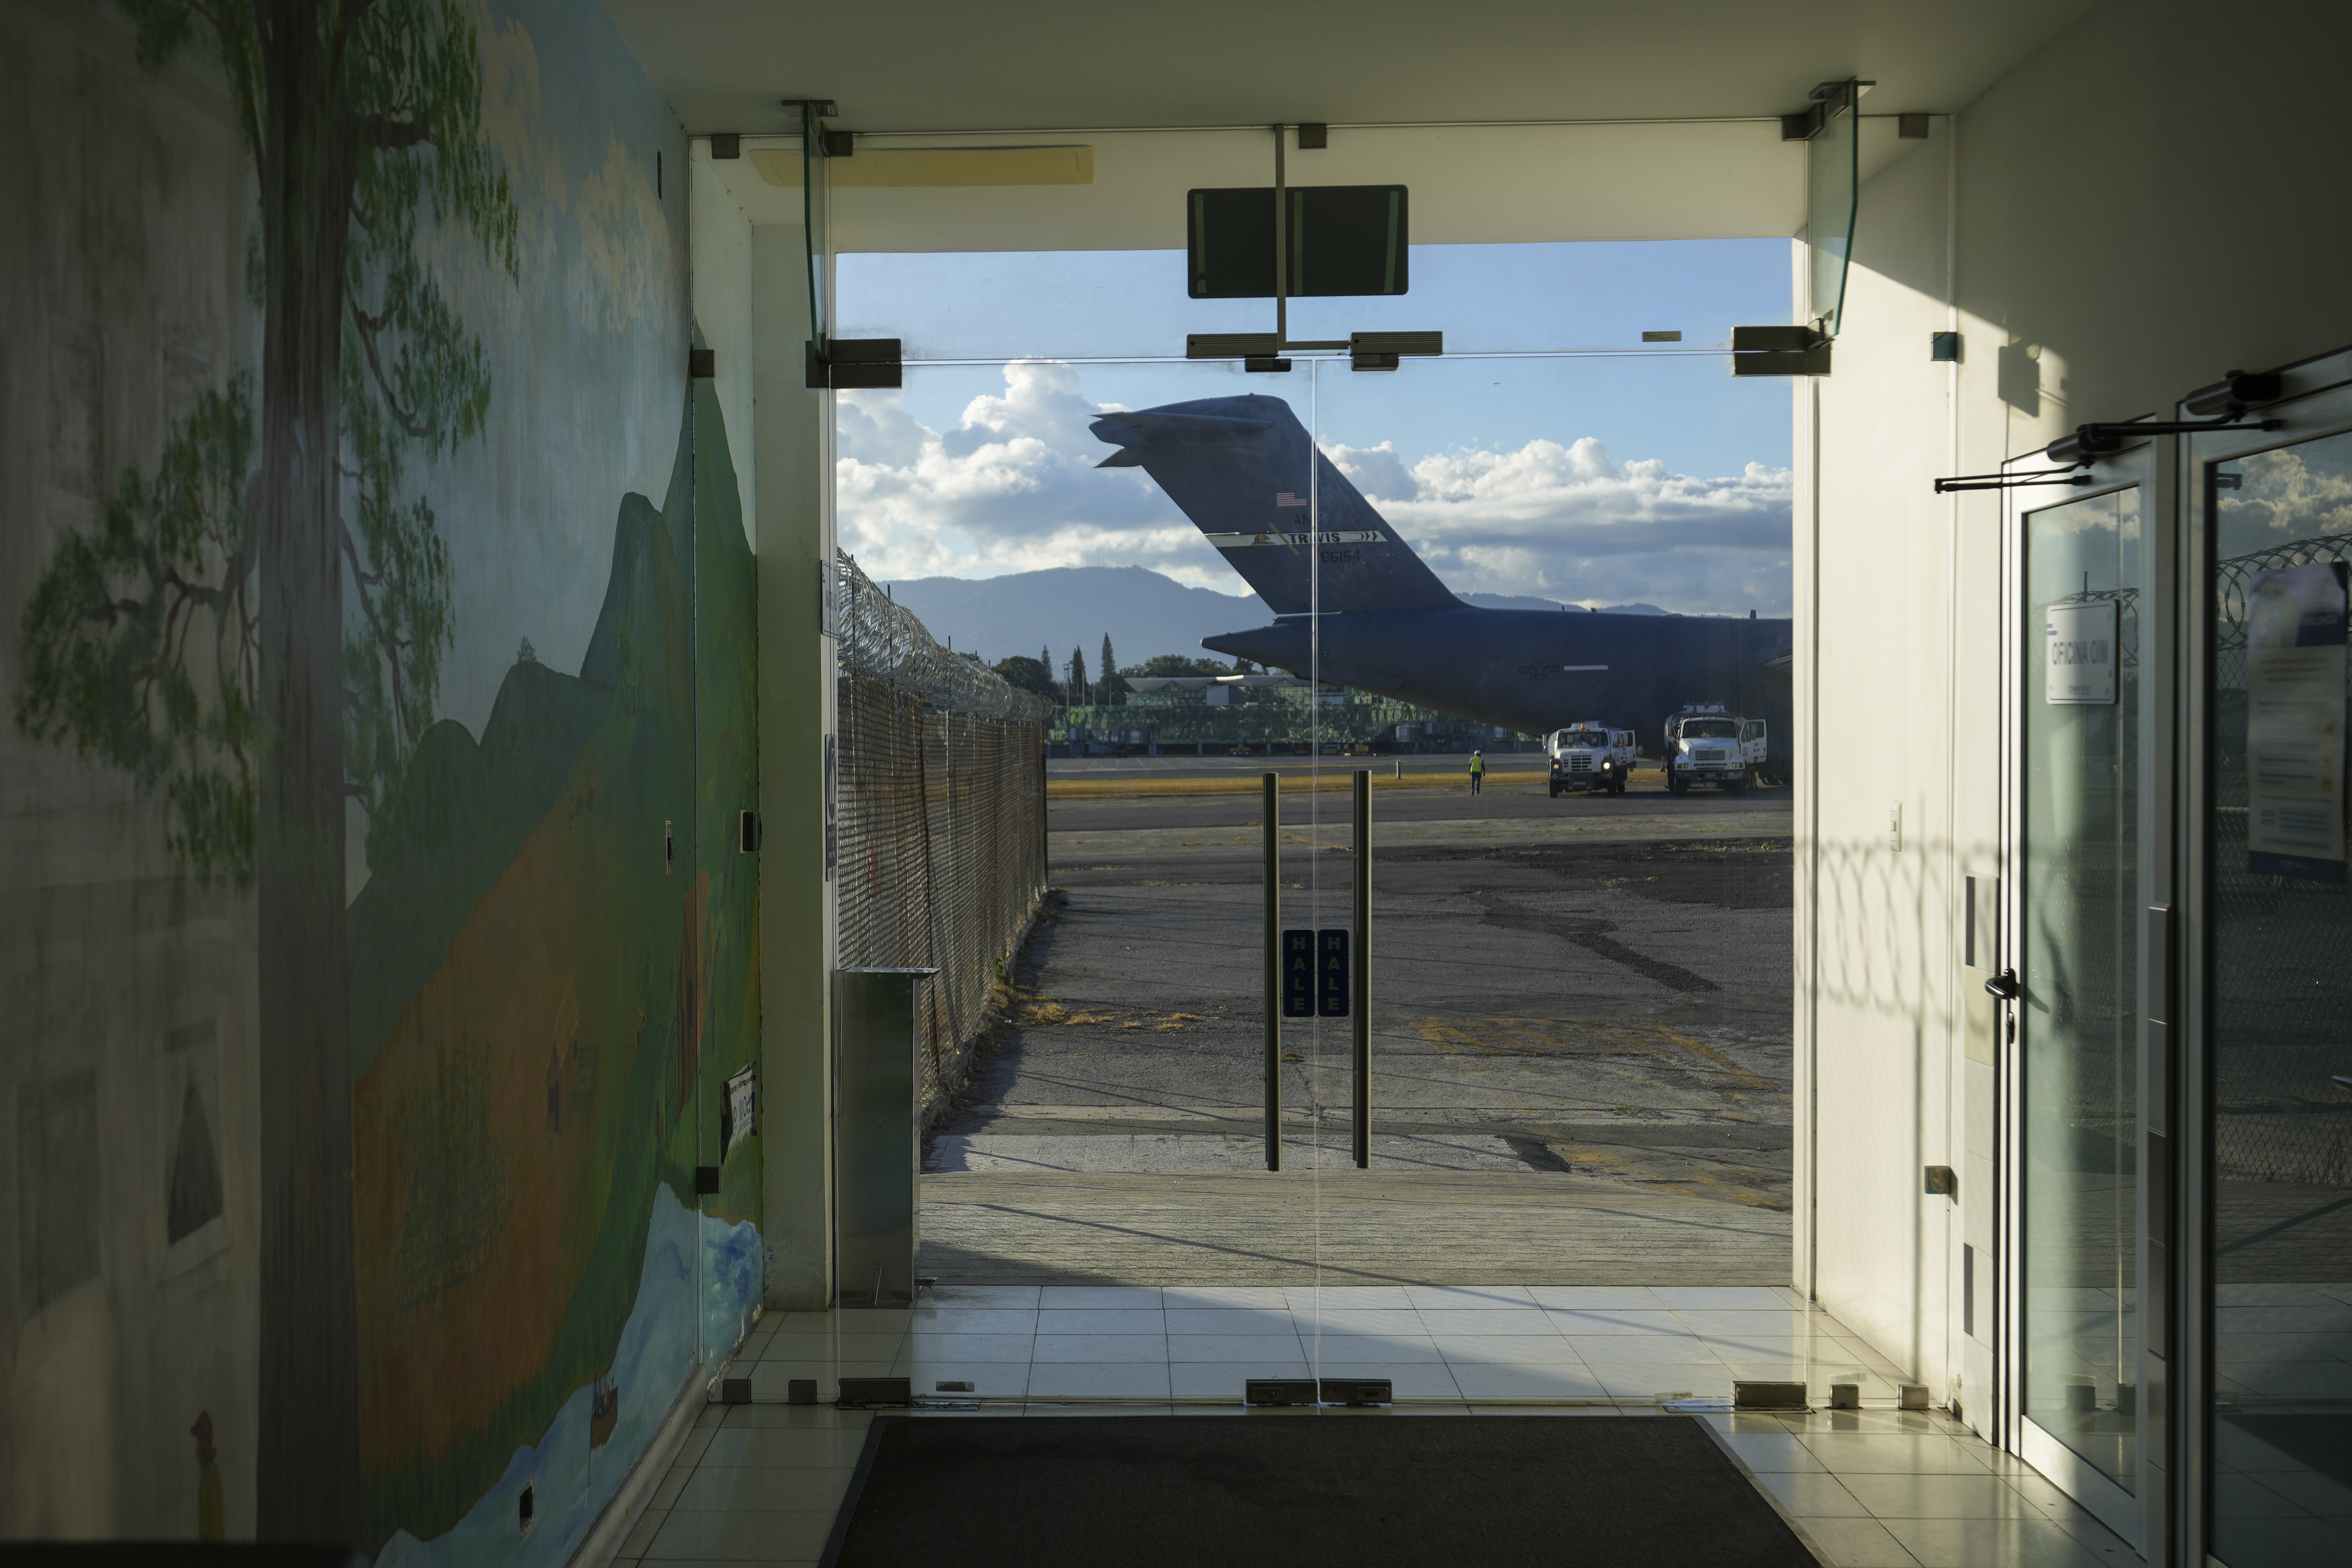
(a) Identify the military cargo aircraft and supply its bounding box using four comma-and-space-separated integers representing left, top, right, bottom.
1090, 394, 1793, 781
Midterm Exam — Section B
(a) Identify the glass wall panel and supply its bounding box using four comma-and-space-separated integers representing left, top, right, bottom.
2020, 486, 2142, 1493
807, 229, 1798, 1411
2208, 430, 2352, 1566
805, 356, 1328, 1404
837, 241, 1794, 366
828, 129, 1272, 360
827, 122, 1799, 361
1806, 85, 1858, 335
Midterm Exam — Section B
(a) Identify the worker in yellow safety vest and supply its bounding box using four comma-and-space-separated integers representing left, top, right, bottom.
1468, 749, 1484, 795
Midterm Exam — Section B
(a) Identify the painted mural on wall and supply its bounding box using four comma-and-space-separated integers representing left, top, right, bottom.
359, 374, 761, 1561
11, 0, 758, 1555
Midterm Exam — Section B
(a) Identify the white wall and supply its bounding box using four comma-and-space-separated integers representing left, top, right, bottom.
741, 202, 839, 1311
1801, 0, 2352, 1426
1799, 117, 1964, 1396
691, 143, 756, 534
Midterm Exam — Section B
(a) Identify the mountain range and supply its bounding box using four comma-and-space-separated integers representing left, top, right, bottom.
876, 565, 1668, 669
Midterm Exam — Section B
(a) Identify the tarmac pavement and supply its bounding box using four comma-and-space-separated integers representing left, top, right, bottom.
932, 784, 1795, 1218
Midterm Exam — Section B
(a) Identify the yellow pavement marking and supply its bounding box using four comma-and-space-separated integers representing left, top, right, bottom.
1048, 770, 1589, 800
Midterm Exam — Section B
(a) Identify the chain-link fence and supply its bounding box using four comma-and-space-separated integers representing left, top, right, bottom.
2209, 529, 2352, 1187
833, 552, 1049, 1123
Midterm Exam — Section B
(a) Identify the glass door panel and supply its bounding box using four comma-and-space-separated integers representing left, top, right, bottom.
2206, 426, 2352, 1567
2019, 485, 2143, 1497
823, 355, 1328, 1403
1304, 349, 1801, 1405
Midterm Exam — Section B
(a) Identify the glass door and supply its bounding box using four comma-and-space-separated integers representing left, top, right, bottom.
798, 121, 1802, 1413
1299, 346, 1807, 1407
2012, 452, 2154, 1545
2185, 355, 2352, 1566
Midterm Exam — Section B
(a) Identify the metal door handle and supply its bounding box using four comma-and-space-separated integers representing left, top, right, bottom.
1983, 969, 2020, 1001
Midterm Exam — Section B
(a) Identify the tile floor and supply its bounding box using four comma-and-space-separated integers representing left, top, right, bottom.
740, 1282, 1915, 1405
605, 1286, 2146, 1568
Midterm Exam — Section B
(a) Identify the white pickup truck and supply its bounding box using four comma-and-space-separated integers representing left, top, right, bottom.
1663, 706, 1765, 794
1546, 722, 1637, 797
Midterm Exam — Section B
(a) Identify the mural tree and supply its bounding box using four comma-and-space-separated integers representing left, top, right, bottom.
12, 0, 515, 1539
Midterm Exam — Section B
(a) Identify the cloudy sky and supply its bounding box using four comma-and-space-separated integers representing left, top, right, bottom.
834, 239, 1796, 616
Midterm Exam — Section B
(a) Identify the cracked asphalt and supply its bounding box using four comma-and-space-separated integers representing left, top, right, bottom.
930, 777, 1796, 1214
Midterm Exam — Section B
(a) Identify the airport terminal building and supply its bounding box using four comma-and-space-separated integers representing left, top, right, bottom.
4, 0, 2349, 1563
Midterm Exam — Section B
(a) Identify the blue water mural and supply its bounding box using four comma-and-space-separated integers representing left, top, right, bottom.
702, 1218, 764, 1370
376, 1191, 761, 1568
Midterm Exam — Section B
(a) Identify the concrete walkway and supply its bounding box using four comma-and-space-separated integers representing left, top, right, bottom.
918, 1170, 1790, 1285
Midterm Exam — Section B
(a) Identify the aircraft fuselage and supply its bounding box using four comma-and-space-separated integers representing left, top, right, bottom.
1203, 607, 1794, 773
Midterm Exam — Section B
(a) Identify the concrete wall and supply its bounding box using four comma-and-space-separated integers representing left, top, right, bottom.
1799, 0, 2352, 1423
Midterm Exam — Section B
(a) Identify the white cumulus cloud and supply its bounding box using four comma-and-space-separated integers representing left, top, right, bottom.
837, 362, 1792, 613
834, 361, 1223, 586
1326, 436, 1792, 612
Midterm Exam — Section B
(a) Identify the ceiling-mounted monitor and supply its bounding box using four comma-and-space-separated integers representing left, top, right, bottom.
1187, 186, 1409, 299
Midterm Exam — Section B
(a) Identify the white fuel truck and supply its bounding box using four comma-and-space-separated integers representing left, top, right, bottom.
1663, 704, 1765, 794
1546, 722, 1637, 796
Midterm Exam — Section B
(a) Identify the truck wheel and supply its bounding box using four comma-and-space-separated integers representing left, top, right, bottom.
1548, 781, 1560, 798
1666, 773, 1685, 795
1611, 778, 1624, 795
1727, 776, 1748, 796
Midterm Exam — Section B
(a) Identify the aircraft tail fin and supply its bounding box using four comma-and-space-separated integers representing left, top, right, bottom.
1091, 394, 1461, 616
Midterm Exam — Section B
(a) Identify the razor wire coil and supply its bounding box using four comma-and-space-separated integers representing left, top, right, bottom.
835, 550, 1056, 725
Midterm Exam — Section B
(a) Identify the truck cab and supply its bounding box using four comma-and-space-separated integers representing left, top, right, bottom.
1663, 704, 1751, 795
1546, 721, 1635, 797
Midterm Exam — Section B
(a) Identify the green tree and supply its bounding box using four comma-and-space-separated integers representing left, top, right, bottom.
992, 654, 1056, 698
1068, 644, 1088, 707
1097, 633, 1125, 705
1134, 653, 1234, 678
11, 0, 517, 1538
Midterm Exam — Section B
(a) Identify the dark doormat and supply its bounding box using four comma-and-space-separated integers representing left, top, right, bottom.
820, 1414, 1818, 1567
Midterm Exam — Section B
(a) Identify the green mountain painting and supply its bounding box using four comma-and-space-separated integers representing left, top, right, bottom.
349, 375, 759, 1554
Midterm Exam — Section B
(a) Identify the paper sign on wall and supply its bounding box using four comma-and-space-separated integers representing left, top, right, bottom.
2045, 600, 2118, 704
2245, 561, 2349, 883
722, 1063, 757, 1157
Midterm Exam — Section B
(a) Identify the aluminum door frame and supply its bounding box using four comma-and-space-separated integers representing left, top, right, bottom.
2175, 345, 2352, 1567
1998, 434, 2170, 1554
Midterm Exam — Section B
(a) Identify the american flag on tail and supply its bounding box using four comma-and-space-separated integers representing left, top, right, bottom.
1275, 491, 1309, 507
